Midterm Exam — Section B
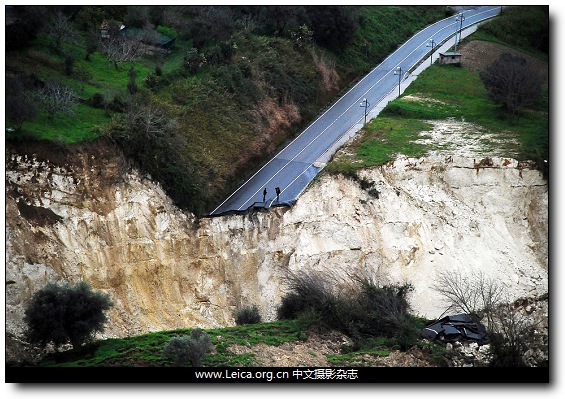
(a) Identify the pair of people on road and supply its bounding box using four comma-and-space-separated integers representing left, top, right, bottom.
263, 187, 280, 202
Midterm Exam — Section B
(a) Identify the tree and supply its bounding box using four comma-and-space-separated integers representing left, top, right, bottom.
183, 47, 205, 75
6, 76, 36, 131
24, 281, 113, 349
6, 95, 37, 132
183, 6, 236, 49
480, 53, 543, 123
64, 53, 75, 76
305, 6, 360, 50
85, 31, 99, 61
127, 66, 138, 94
35, 82, 77, 120
432, 269, 504, 329
43, 10, 79, 50
124, 6, 151, 29
100, 33, 145, 70
5, 6, 47, 51
74, 65, 93, 93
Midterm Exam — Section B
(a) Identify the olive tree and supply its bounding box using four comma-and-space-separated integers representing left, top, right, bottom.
24, 281, 113, 350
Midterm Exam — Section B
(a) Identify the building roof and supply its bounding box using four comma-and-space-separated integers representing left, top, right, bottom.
122, 27, 175, 47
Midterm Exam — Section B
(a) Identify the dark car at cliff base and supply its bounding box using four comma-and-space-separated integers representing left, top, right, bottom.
421, 314, 488, 344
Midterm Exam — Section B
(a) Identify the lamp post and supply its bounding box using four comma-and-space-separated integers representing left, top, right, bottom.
393, 66, 403, 97
426, 38, 436, 66
359, 98, 370, 125
454, 13, 465, 52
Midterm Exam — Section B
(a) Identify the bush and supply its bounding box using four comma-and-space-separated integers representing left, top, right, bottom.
235, 305, 262, 325
277, 291, 309, 320
277, 270, 339, 323
350, 276, 415, 341
24, 281, 113, 350
88, 93, 106, 109
163, 329, 212, 367
488, 303, 541, 367
277, 270, 416, 344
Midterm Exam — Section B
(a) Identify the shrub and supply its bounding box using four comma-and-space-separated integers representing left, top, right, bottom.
183, 47, 205, 75
88, 93, 106, 109
163, 329, 212, 367
277, 291, 309, 320
24, 281, 113, 350
349, 276, 415, 342
235, 305, 262, 325
277, 270, 416, 344
144, 74, 158, 89
488, 304, 548, 367
277, 270, 339, 324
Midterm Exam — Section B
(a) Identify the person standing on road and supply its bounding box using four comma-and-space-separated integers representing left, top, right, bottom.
275, 187, 280, 202
263, 188, 267, 202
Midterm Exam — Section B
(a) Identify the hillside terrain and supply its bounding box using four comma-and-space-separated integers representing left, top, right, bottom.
5, 5, 451, 215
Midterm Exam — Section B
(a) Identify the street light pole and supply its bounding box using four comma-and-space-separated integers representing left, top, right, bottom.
426, 38, 436, 66
393, 66, 403, 97
359, 98, 370, 125
454, 13, 465, 52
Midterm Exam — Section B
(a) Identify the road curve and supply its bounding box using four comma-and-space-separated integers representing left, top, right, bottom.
210, 6, 501, 216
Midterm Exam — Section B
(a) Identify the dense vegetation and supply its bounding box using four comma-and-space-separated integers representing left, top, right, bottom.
23, 282, 112, 350
5, 5, 452, 215
327, 5, 549, 176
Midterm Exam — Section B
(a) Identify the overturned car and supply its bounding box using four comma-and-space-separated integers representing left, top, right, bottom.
421, 314, 488, 344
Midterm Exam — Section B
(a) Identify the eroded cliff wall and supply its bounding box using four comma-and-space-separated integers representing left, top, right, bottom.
5, 142, 548, 351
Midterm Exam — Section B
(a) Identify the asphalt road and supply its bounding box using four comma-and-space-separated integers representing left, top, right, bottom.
210, 6, 501, 216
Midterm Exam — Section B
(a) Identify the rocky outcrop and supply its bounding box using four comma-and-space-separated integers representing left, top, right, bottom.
5, 142, 548, 363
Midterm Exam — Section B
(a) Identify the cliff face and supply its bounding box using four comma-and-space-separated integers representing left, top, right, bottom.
5, 142, 548, 353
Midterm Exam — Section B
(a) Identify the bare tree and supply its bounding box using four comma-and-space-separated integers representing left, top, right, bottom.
433, 269, 547, 366
432, 269, 505, 328
35, 82, 77, 120
480, 53, 543, 123
99, 35, 146, 70
43, 11, 79, 50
